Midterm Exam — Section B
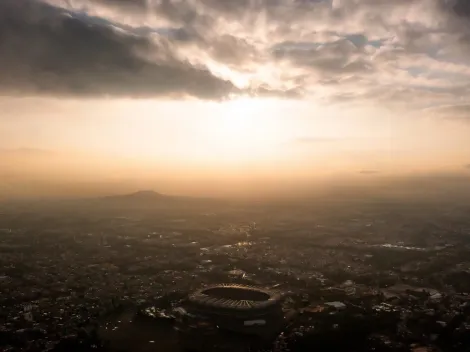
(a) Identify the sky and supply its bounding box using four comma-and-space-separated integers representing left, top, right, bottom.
1, 0, 470, 197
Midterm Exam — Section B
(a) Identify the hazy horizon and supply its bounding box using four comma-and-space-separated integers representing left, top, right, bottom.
2, 146, 470, 201
2, 0, 470, 199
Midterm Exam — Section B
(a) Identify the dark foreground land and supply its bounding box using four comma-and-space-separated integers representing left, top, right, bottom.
1, 192, 470, 351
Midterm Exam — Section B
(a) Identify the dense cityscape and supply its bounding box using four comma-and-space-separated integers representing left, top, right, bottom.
1, 191, 470, 351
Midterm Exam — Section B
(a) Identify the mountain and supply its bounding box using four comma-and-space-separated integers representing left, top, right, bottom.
92, 190, 187, 210
97, 190, 223, 208
102, 190, 166, 202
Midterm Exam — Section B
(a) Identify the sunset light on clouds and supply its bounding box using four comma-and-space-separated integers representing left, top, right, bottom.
2, 0, 470, 198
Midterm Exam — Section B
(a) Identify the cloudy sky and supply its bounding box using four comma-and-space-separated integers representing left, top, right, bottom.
1, 0, 470, 196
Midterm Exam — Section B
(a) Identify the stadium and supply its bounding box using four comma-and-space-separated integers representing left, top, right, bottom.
174, 284, 288, 351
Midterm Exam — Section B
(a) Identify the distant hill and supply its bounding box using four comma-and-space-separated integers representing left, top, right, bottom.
102, 190, 167, 202
96, 190, 224, 208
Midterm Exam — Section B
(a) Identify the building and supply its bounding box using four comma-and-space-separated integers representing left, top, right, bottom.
174, 284, 288, 351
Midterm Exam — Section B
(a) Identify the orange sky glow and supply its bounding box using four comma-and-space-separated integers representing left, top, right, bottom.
2, 0, 470, 198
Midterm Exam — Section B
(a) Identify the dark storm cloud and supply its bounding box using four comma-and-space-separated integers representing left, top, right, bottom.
0, 0, 237, 99
451, 0, 470, 17
77, 1, 262, 66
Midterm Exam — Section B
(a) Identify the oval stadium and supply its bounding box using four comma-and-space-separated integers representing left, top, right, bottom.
174, 284, 289, 351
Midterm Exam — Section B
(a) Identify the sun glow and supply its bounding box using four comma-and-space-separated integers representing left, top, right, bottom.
203, 98, 287, 162
81, 98, 305, 167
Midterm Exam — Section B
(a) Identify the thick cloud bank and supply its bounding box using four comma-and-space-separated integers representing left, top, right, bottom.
2, 0, 470, 106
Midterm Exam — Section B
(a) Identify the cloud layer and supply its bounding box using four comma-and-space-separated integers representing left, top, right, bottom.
0, 0, 237, 99
2, 0, 470, 105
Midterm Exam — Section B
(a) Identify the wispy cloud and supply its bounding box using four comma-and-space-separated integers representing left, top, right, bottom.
424, 104, 470, 121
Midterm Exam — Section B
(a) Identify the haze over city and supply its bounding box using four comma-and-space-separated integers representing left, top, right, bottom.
2, 0, 470, 199
4, 2, 470, 352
